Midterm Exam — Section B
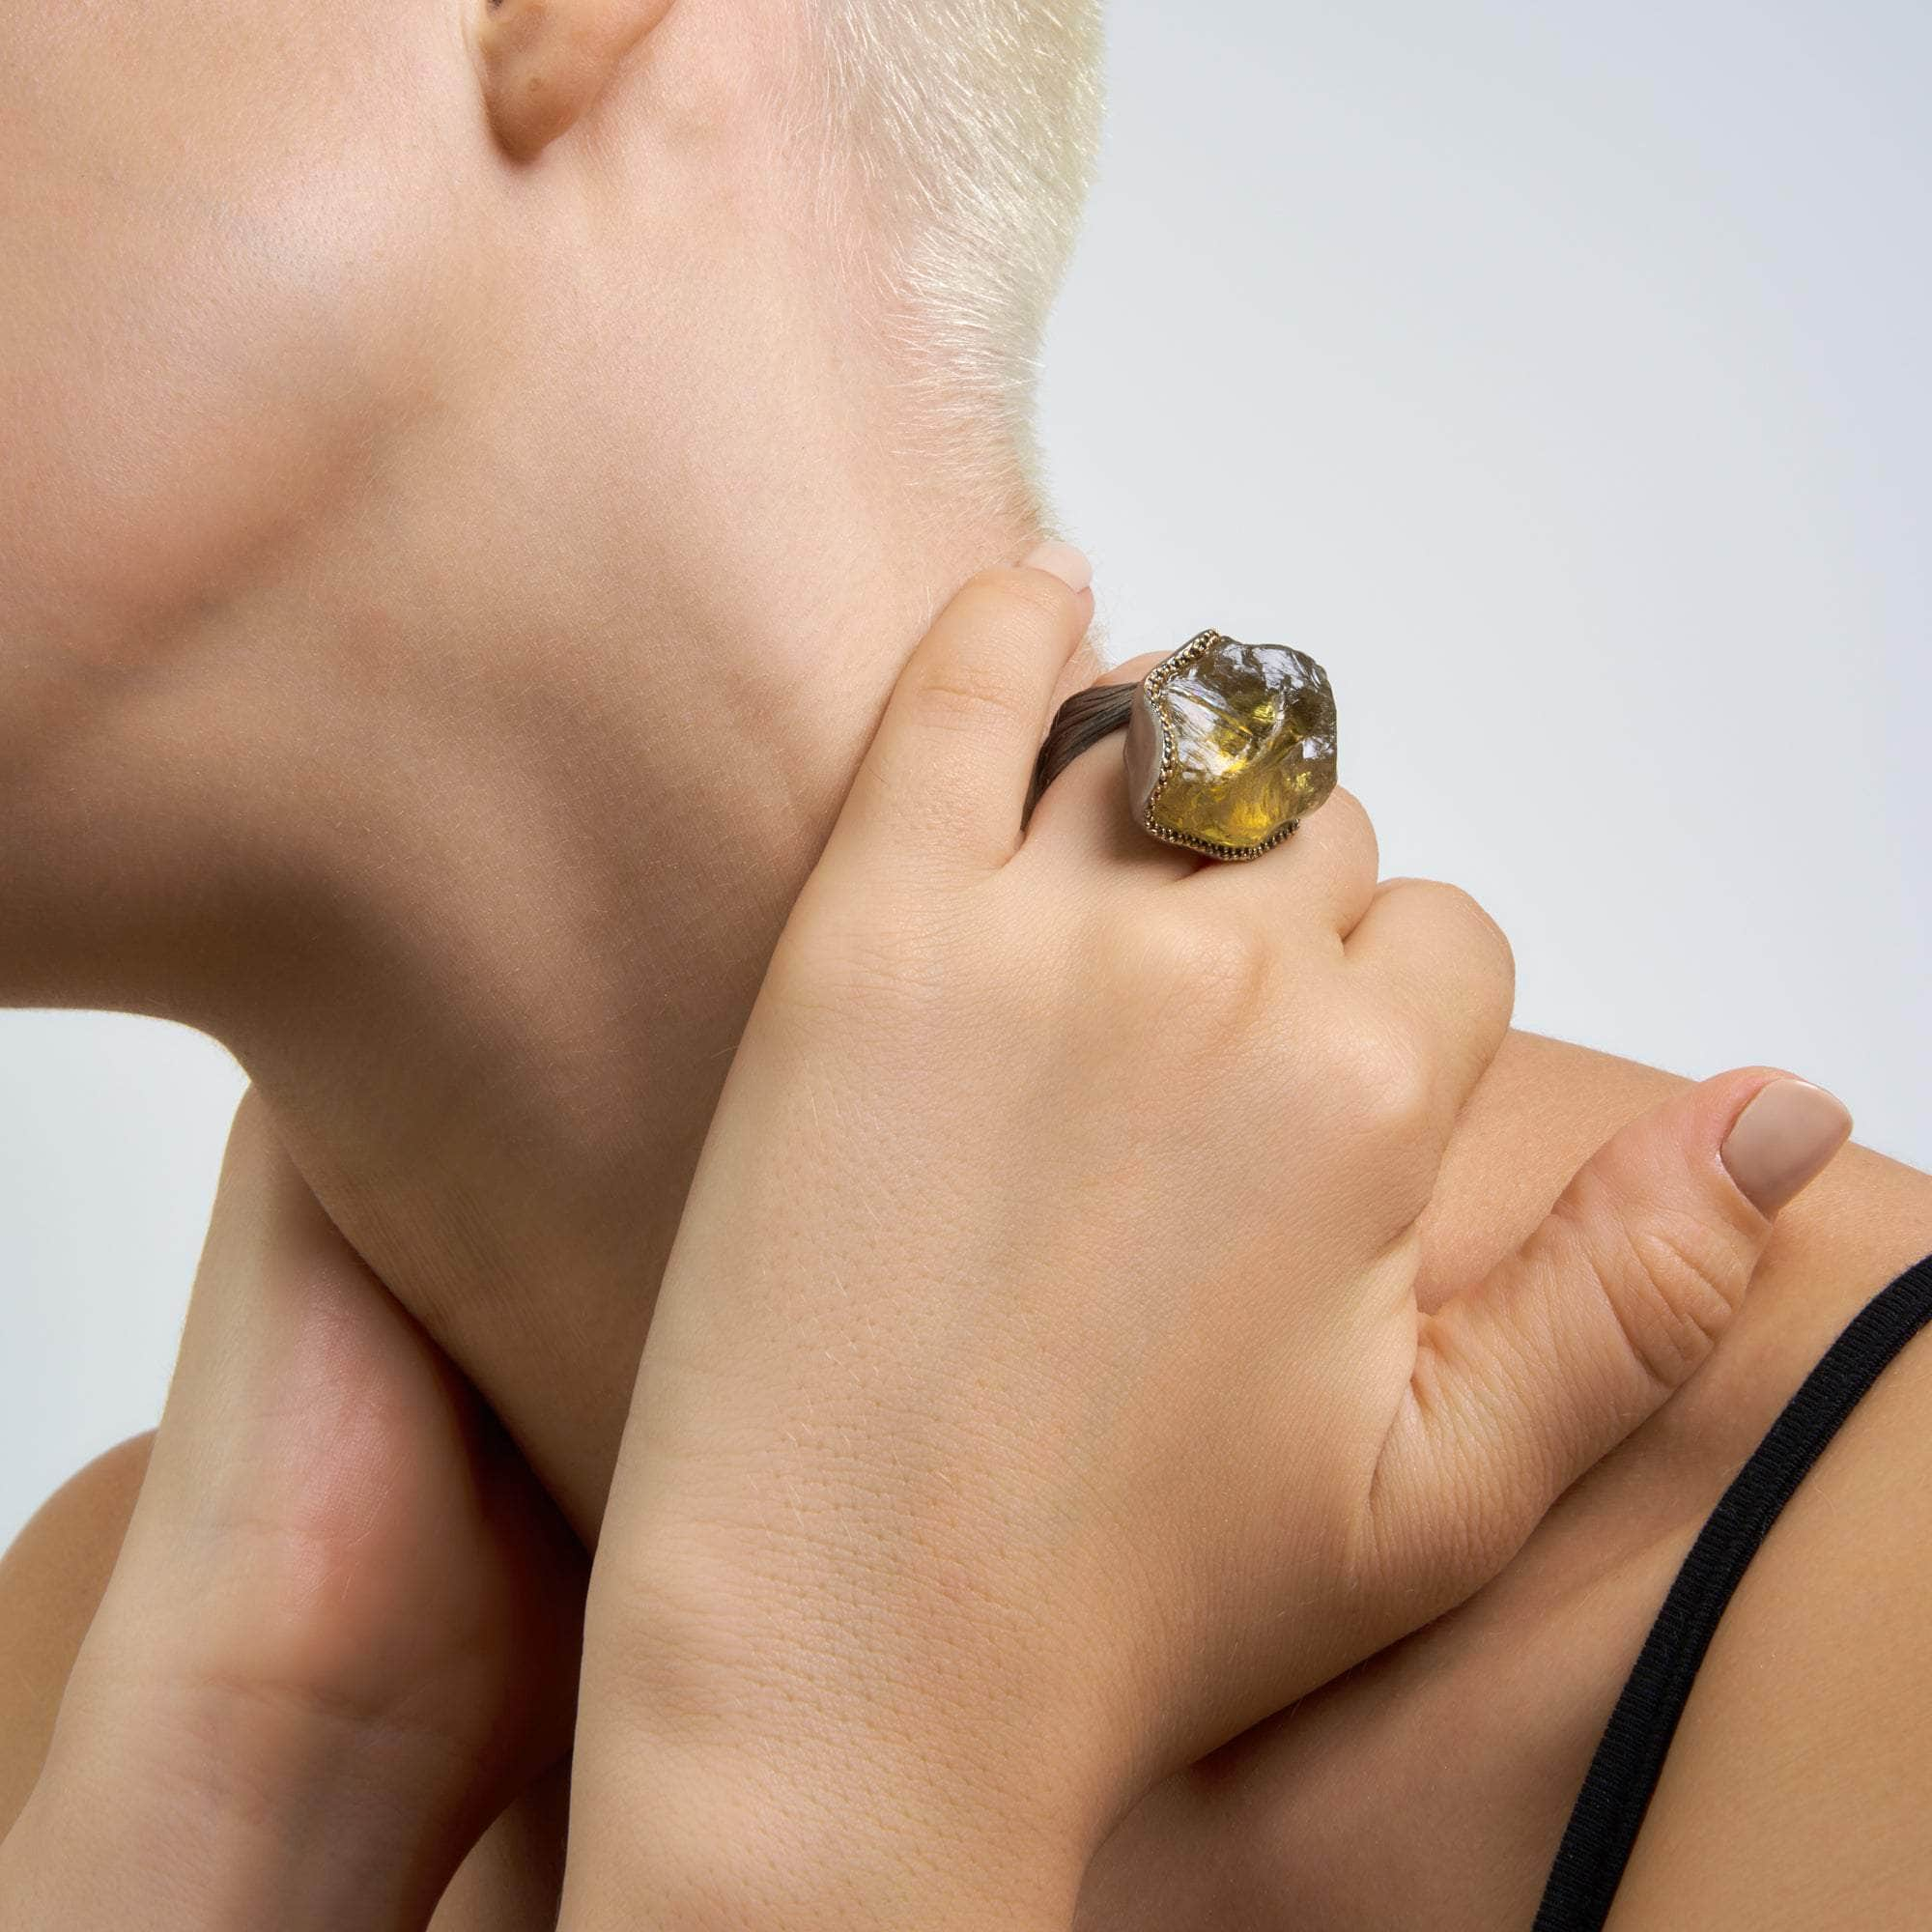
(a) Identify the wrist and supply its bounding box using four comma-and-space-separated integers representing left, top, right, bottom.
14, 1667, 468, 1932
568, 1745, 1087, 1932
571, 1577, 1109, 1932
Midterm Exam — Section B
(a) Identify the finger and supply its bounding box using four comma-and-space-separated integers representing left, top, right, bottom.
1368, 1069, 1852, 1607
1343, 878, 1516, 1136
1187, 783, 1380, 939
832, 545, 1096, 879
1022, 651, 1197, 883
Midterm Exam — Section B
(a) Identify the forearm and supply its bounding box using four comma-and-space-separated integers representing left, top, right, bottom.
2, 1706, 457, 1932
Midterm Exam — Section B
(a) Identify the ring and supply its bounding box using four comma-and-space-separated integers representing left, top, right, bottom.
1023, 630, 1339, 861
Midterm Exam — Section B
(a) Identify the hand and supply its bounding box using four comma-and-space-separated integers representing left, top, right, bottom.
559, 552, 1851, 1929
0, 1090, 585, 1932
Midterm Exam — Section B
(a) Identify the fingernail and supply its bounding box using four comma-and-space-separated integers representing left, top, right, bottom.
1020, 542, 1093, 594
1721, 1078, 1853, 1215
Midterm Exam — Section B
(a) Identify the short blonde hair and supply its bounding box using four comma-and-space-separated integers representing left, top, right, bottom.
803, 1, 1106, 497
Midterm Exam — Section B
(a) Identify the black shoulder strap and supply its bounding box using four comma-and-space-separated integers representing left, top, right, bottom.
1534, 1250, 1932, 1930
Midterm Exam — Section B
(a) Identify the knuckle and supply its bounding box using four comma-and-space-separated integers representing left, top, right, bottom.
1324, 785, 1378, 850
1435, 879, 1510, 952
1293, 787, 1378, 895
906, 663, 1027, 735
1456, 895, 1516, 993
1319, 785, 1380, 875
1340, 1015, 1438, 1147
1399, 879, 1516, 983
1571, 1183, 1751, 1395
1311, 1015, 1443, 1225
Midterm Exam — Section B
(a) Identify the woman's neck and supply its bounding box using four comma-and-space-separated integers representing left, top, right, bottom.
172, 507, 1041, 1535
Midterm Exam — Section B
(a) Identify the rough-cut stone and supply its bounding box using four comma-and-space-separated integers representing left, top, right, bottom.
1131, 634, 1338, 858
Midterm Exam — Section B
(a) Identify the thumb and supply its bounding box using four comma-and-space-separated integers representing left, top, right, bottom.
1376, 1069, 1851, 1602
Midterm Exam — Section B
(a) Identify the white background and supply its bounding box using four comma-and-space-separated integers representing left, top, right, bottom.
4, 0, 1927, 1547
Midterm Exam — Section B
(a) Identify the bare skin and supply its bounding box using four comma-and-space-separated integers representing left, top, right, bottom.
1083, 1038, 1932, 1930
8, 1040, 1929, 1927
0, 1093, 587, 1931
0, 1440, 153, 1835
4, 0, 1930, 1921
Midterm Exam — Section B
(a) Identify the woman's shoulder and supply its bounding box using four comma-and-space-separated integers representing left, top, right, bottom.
1606, 1245, 1932, 1928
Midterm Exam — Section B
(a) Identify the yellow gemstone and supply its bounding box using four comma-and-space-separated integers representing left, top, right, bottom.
1146, 637, 1337, 855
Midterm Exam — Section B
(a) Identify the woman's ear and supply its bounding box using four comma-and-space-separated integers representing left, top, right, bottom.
477, 0, 676, 162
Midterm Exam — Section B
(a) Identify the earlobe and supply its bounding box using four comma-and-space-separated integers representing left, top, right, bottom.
477, 0, 675, 163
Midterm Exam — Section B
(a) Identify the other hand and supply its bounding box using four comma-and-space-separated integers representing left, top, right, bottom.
0, 1090, 585, 1932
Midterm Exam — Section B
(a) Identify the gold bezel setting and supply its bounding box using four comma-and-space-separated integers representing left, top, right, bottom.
1131, 630, 1305, 863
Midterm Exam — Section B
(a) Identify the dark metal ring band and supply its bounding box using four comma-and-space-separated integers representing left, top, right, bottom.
1022, 679, 1138, 830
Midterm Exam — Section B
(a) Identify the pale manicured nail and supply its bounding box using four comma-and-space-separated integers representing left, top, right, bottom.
1721, 1078, 1853, 1215
1020, 542, 1093, 594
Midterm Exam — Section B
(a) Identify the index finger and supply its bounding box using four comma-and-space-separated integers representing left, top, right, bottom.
830, 546, 1095, 881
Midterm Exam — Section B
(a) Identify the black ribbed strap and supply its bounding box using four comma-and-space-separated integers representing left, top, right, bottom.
1534, 1249, 1932, 1930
